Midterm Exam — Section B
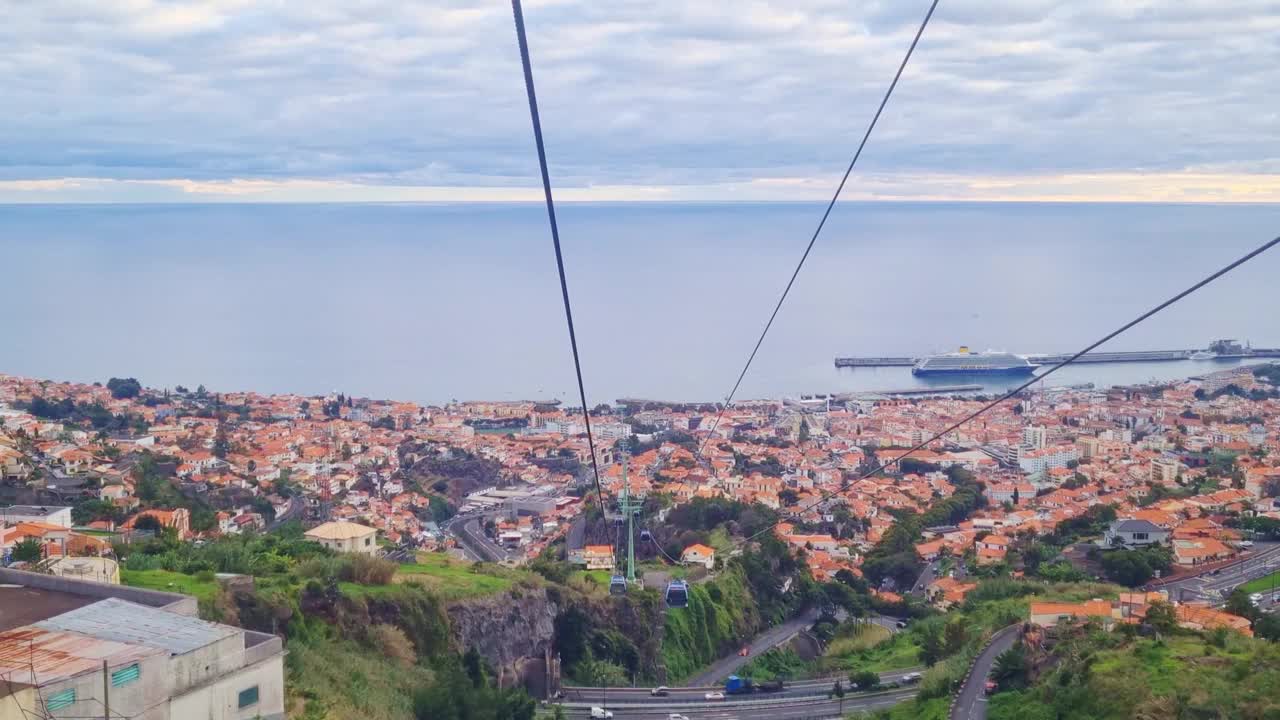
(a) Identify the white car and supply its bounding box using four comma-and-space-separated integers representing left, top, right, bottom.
901, 672, 922, 683
1250, 592, 1265, 605
650, 686, 670, 696
668, 715, 691, 720
704, 691, 725, 700
590, 707, 613, 719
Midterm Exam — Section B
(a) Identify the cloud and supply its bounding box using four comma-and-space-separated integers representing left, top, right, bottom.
1, 0, 1278, 201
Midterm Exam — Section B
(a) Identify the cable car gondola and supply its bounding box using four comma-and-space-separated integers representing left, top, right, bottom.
665, 579, 689, 608
609, 575, 627, 596
640, 529, 652, 543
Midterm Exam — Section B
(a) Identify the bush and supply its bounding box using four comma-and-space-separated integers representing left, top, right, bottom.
340, 554, 397, 585
368, 623, 416, 666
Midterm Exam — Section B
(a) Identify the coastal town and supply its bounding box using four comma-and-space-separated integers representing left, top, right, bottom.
1, 364, 1278, 609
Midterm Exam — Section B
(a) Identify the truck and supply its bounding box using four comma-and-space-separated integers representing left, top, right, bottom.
724, 675, 786, 695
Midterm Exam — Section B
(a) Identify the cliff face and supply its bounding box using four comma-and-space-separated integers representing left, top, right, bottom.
447, 586, 559, 687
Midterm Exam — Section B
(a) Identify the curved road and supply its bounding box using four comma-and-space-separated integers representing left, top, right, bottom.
949, 625, 1019, 720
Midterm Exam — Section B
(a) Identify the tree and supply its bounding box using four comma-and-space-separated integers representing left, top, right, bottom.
848, 669, 880, 691
133, 514, 164, 533
919, 622, 944, 666
12, 537, 43, 563
991, 643, 1030, 690
1254, 613, 1280, 642
106, 377, 142, 399
799, 418, 811, 443
1226, 588, 1258, 621
1144, 600, 1178, 634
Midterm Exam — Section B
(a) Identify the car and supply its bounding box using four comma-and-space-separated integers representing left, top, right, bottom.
1250, 592, 1265, 605
901, 672, 922, 684
668, 715, 691, 720
984, 680, 998, 696
738, 645, 750, 657
1210, 568, 1222, 575
705, 691, 725, 700
590, 707, 613, 719
650, 686, 670, 697
1240, 540, 1255, 548
896, 620, 909, 629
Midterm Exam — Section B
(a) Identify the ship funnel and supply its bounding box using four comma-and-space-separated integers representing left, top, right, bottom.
958, 345, 970, 354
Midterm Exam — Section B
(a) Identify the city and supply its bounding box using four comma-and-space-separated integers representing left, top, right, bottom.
1, 361, 1279, 718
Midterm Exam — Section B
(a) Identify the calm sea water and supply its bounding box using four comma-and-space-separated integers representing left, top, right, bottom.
2, 202, 1278, 405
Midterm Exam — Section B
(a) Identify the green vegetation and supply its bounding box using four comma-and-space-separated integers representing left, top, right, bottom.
1240, 570, 1280, 595
738, 647, 806, 682
118, 526, 538, 720
661, 566, 762, 680
121, 568, 218, 603
987, 623, 1280, 719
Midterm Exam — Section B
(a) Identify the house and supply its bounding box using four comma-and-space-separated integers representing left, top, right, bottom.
681, 544, 716, 570
974, 534, 1010, 565
1029, 600, 1118, 629
122, 508, 192, 540
1172, 537, 1234, 566
576, 545, 615, 571
304, 520, 379, 555
1105, 519, 1171, 548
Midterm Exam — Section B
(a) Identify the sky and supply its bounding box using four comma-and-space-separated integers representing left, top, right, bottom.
3, 0, 1280, 203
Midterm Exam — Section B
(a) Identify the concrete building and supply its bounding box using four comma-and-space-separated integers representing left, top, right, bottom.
304, 520, 379, 555
1150, 456, 1184, 485
0, 569, 284, 720
1, 505, 72, 529
1023, 426, 1048, 450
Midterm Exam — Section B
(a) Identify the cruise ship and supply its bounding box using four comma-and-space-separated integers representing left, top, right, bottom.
911, 347, 1037, 376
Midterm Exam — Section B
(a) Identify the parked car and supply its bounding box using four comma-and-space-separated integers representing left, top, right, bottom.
984, 680, 998, 696
590, 708, 613, 719
1250, 592, 1264, 605
738, 645, 750, 656
650, 686, 670, 697
705, 691, 725, 700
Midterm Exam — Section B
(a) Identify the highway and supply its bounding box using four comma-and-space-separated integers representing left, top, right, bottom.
1157, 542, 1280, 605
566, 668, 923, 706
949, 626, 1018, 720
558, 688, 917, 719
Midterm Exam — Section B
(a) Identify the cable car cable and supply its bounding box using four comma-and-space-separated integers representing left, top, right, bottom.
693, 0, 942, 464
510, 0, 615, 566
740, 233, 1280, 545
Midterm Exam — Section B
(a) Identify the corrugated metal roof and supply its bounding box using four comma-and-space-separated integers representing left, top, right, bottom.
0, 626, 162, 686
35, 598, 238, 655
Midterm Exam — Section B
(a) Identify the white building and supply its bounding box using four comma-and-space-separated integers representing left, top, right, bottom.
0, 574, 285, 720
1022, 426, 1048, 450
304, 520, 379, 555
1, 505, 73, 529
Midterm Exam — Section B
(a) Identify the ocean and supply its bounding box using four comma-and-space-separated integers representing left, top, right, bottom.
2, 202, 1278, 405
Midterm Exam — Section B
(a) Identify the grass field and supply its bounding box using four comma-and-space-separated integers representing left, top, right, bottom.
1240, 570, 1280, 595
388, 553, 517, 600
121, 568, 218, 603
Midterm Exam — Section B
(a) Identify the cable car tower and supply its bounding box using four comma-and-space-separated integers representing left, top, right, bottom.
617, 452, 642, 585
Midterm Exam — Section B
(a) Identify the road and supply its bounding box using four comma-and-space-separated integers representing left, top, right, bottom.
558, 688, 917, 719
911, 560, 938, 597
682, 610, 820, 687
442, 512, 512, 563
566, 668, 923, 706
266, 496, 302, 530
949, 626, 1018, 720
1157, 541, 1280, 605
